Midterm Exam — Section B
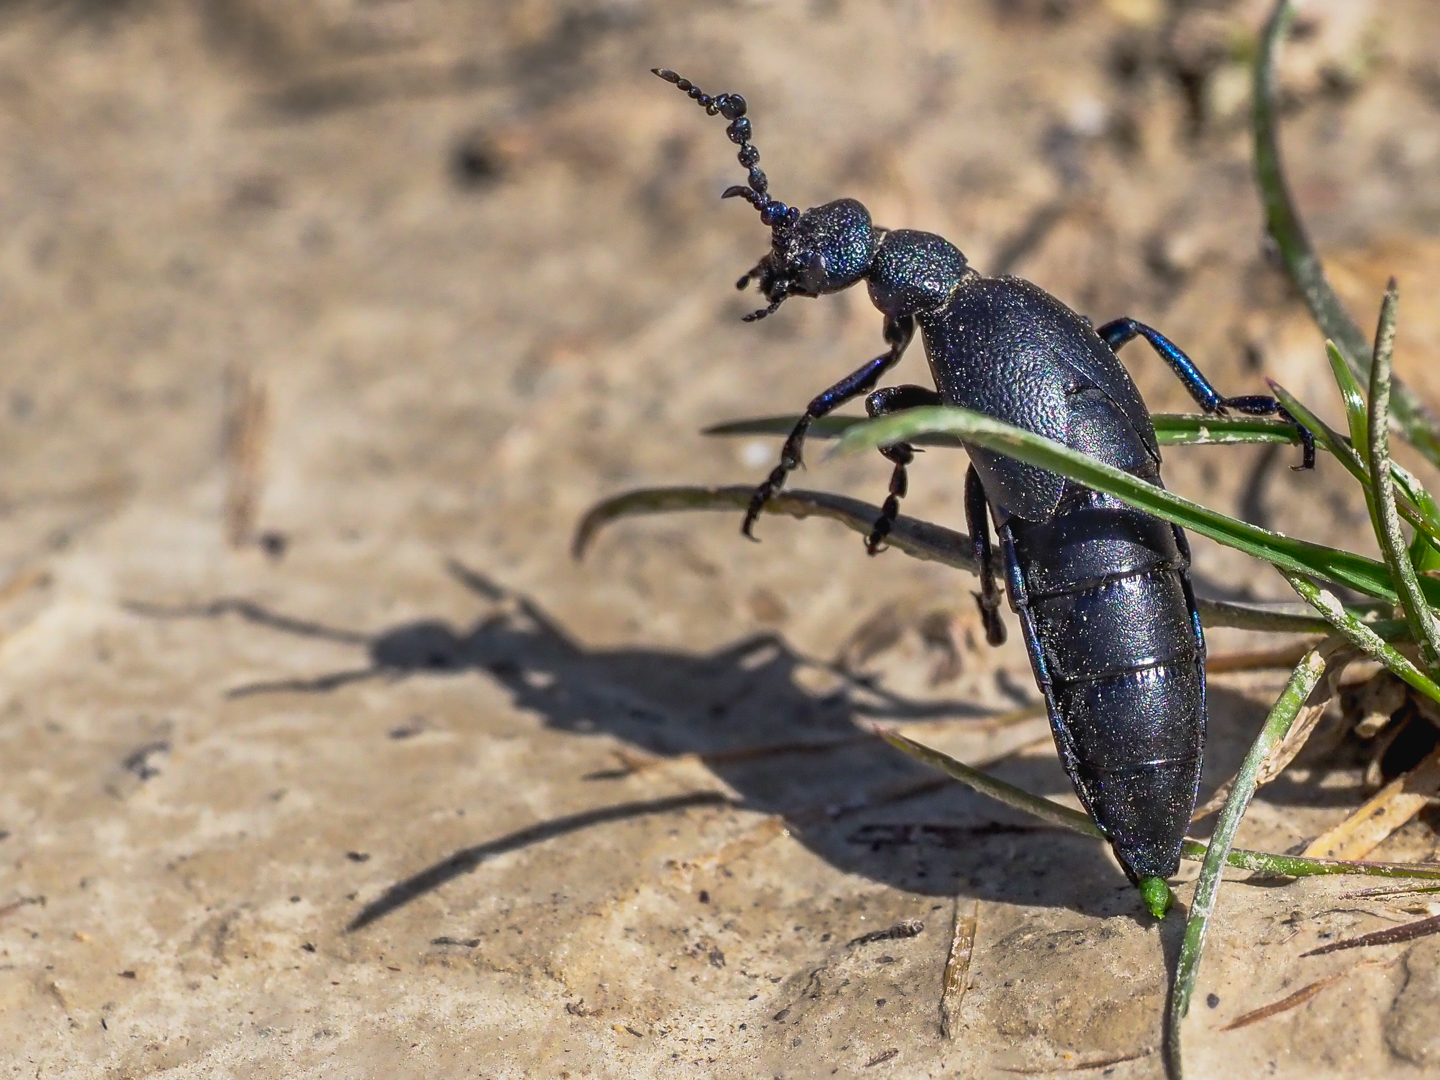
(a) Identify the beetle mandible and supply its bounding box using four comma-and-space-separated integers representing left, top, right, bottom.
653, 68, 1316, 912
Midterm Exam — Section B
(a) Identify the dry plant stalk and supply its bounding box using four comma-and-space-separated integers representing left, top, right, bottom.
1354, 672, 1408, 738
1206, 640, 1325, 674
1303, 913, 1440, 957
940, 900, 978, 1040
1302, 745, 1440, 861
223, 364, 269, 548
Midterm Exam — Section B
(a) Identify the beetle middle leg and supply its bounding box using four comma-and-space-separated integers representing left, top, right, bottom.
861, 384, 942, 554
965, 465, 1007, 646
1098, 317, 1317, 469
743, 314, 915, 538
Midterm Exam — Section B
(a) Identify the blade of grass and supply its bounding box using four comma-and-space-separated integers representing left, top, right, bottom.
1281, 570, 1440, 705
1268, 380, 1440, 552
570, 484, 981, 573
574, 483, 1367, 636
831, 405, 1433, 608
709, 403, 1440, 553
706, 414, 961, 446
1167, 643, 1338, 1079
876, 727, 1440, 882
1366, 282, 1440, 673
1192, 649, 1353, 821
1254, 0, 1440, 468
705, 412, 1304, 448
1326, 341, 1372, 464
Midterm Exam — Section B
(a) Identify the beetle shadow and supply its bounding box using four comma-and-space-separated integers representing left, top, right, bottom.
129, 561, 1307, 928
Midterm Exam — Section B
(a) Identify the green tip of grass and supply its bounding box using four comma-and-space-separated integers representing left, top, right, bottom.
1140, 877, 1174, 919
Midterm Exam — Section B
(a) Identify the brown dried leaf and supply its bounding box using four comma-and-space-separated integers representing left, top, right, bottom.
1302, 912, 1440, 957
1302, 745, 1440, 861
1354, 671, 1409, 738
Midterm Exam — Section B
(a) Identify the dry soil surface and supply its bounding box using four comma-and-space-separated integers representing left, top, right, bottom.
4, 1, 1440, 1077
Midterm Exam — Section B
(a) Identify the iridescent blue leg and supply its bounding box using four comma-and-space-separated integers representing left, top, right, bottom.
743, 315, 915, 538
1098, 318, 1316, 469
861, 384, 941, 555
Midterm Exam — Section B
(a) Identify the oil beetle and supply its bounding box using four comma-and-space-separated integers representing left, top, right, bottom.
653, 68, 1315, 911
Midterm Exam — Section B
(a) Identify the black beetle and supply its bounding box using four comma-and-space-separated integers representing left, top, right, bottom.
653, 69, 1314, 914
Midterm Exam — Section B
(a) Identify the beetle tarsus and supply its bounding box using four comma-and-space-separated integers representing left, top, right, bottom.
1219, 394, 1316, 470
743, 326, 914, 538
865, 448, 912, 555
861, 383, 939, 555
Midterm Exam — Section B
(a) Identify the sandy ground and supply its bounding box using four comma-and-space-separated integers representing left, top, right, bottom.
3, 0, 1440, 1077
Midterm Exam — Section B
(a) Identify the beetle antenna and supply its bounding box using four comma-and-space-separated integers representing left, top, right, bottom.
652, 68, 800, 232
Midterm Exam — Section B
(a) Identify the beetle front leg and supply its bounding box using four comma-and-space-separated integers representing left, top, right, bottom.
861, 384, 942, 554
742, 315, 915, 538
1098, 317, 1316, 470
965, 465, 1007, 646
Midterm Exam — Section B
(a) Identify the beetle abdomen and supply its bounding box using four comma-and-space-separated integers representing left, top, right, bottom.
1003, 490, 1206, 882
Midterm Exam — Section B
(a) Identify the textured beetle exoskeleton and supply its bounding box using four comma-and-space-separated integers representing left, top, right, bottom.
653, 68, 1316, 890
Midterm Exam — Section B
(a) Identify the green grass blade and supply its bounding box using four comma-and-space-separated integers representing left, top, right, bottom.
705, 412, 1303, 448
1269, 380, 1440, 552
831, 405, 1432, 607
705, 414, 959, 444
1282, 570, 1440, 705
570, 484, 980, 573
1391, 462, 1440, 535
1167, 645, 1332, 1079
1150, 413, 1304, 447
573, 484, 1384, 637
1254, 0, 1440, 469
877, 728, 1101, 836
713, 402, 1440, 556
879, 727, 1440, 883
1367, 283, 1440, 673
1326, 341, 1372, 464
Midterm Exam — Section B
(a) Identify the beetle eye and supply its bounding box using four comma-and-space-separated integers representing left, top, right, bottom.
797, 251, 827, 293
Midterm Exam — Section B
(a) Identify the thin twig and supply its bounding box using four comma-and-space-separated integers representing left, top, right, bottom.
1207, 640, 1327, 674
1366, 282, 1440, 673
1166, 642, 1339, 1079
575, 483, 1399, 638
222, 364, 269, 548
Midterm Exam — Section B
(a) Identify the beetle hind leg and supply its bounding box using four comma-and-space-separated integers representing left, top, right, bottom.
965, 465, 1007, 646
1218, 394, 1317, 470
1098, 317, 1317, 470
861, 384, 941, 554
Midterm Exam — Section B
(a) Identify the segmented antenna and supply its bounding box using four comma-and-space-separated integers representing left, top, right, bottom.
651, 69, 800, 230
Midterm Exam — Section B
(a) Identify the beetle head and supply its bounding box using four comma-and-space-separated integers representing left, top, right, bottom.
736, 198, 878, 321
656, 69, 882, 320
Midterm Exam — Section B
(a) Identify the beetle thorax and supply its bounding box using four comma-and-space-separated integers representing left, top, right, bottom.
865, 229, 970, 321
